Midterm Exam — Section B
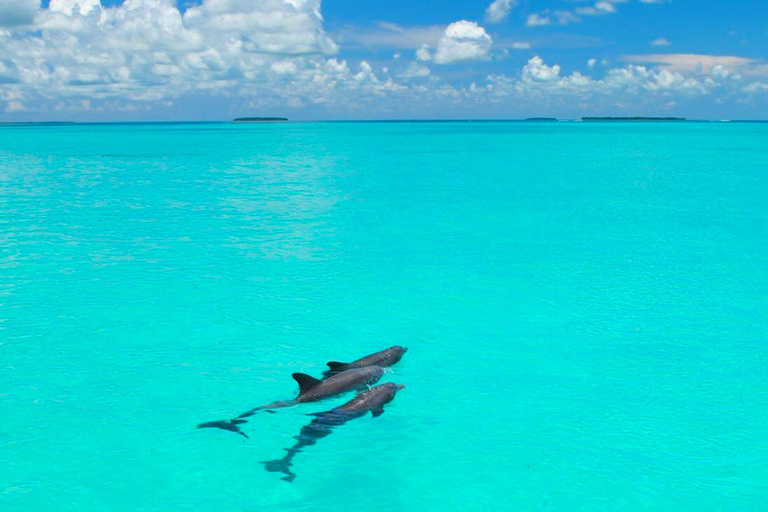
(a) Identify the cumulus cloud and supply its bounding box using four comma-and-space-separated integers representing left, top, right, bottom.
0, 0, 353, 113
0, 0, 39, 27
416, 44, 432, 62
0, 1, 765, 118
49, 0, 100, 16
482, 55, 758, 104
1, 0, 445, 118
432, 20, 492, 64
604, 65, 705, 94
485, 0, 517, 24
522, 56, 561, 82
184, 0, 338, 55
399, 61, 431, 79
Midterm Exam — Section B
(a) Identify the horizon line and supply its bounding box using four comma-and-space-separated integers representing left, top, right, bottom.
2, 118, 768, 126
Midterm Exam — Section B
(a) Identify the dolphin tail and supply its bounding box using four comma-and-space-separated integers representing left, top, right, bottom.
197, 419, 249, 439
237, 400, 295, 419
261, 458, 296, 482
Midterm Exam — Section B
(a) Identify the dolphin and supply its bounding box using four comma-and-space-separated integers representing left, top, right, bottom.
322, 346, 408, 378
261, 382, 405, 482
197, 366, 386, 437
196, 418, 249, 439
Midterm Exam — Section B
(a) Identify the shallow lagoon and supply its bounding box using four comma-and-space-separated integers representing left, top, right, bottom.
1, 121, 767, 510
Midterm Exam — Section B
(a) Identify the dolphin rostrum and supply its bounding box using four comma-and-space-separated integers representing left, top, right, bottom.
322, 346, 408, 378
261, 382, 405, 482
197, 366, 386, 437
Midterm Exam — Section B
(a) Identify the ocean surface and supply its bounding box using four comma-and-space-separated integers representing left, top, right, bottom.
1, 121, 767, 510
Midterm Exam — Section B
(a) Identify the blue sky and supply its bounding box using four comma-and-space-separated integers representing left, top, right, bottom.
1, 0, 767, 120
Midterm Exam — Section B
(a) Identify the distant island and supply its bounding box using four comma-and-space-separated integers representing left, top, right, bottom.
581, 117, 686, 122
233, 117, 288, 122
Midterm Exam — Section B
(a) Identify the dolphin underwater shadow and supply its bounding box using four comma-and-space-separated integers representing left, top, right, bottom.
197, 366, 387, 438
322, 346, 408, 378
261, 382, 405, 482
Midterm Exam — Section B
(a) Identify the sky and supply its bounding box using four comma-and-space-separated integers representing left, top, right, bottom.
0, 0, 767, 120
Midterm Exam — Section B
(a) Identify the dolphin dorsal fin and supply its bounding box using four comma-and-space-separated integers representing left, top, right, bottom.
326, 361, 348, 371
292, 373, 322, 394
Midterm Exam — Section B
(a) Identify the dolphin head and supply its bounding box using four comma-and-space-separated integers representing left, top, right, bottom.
387, 346, 408, 367
365, 382, 404, 411
382, 382, 405, 395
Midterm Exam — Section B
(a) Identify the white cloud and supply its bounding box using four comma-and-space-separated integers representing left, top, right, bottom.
184, 0, 338, 55
596, 1, 618, 13
7, 100, 26, 111
576, 1, 617, 16
0, 0, 348, 113
354, 61, 378, 83
433, 20, 492, 65
270, 60, 299, 75
522, 56, 561, 82
526, 10, 581, 26
485, 0, 517, 24
622, 54, 761, 74
554, 10, 581, 24
399, 61, 431, 79
743, 82, 768, 93
336, 22, 444, 50
527, 0, 656, 28
526, 13, 551, 27
416, 44, 432, 62
49, 0, 100, 16
0, 0, 39, 27
0, 2, 765, 118
650, 38, 671, 47
478, 54, 764, 108
605, 65, 705, 94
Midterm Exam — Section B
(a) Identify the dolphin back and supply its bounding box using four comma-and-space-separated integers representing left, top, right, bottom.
322, 361, 349, 377
292, 373, 323, 395
322, 346, 407, 378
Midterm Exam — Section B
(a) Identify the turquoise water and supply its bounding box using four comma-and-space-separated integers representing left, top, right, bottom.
1, 121, 767, 510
